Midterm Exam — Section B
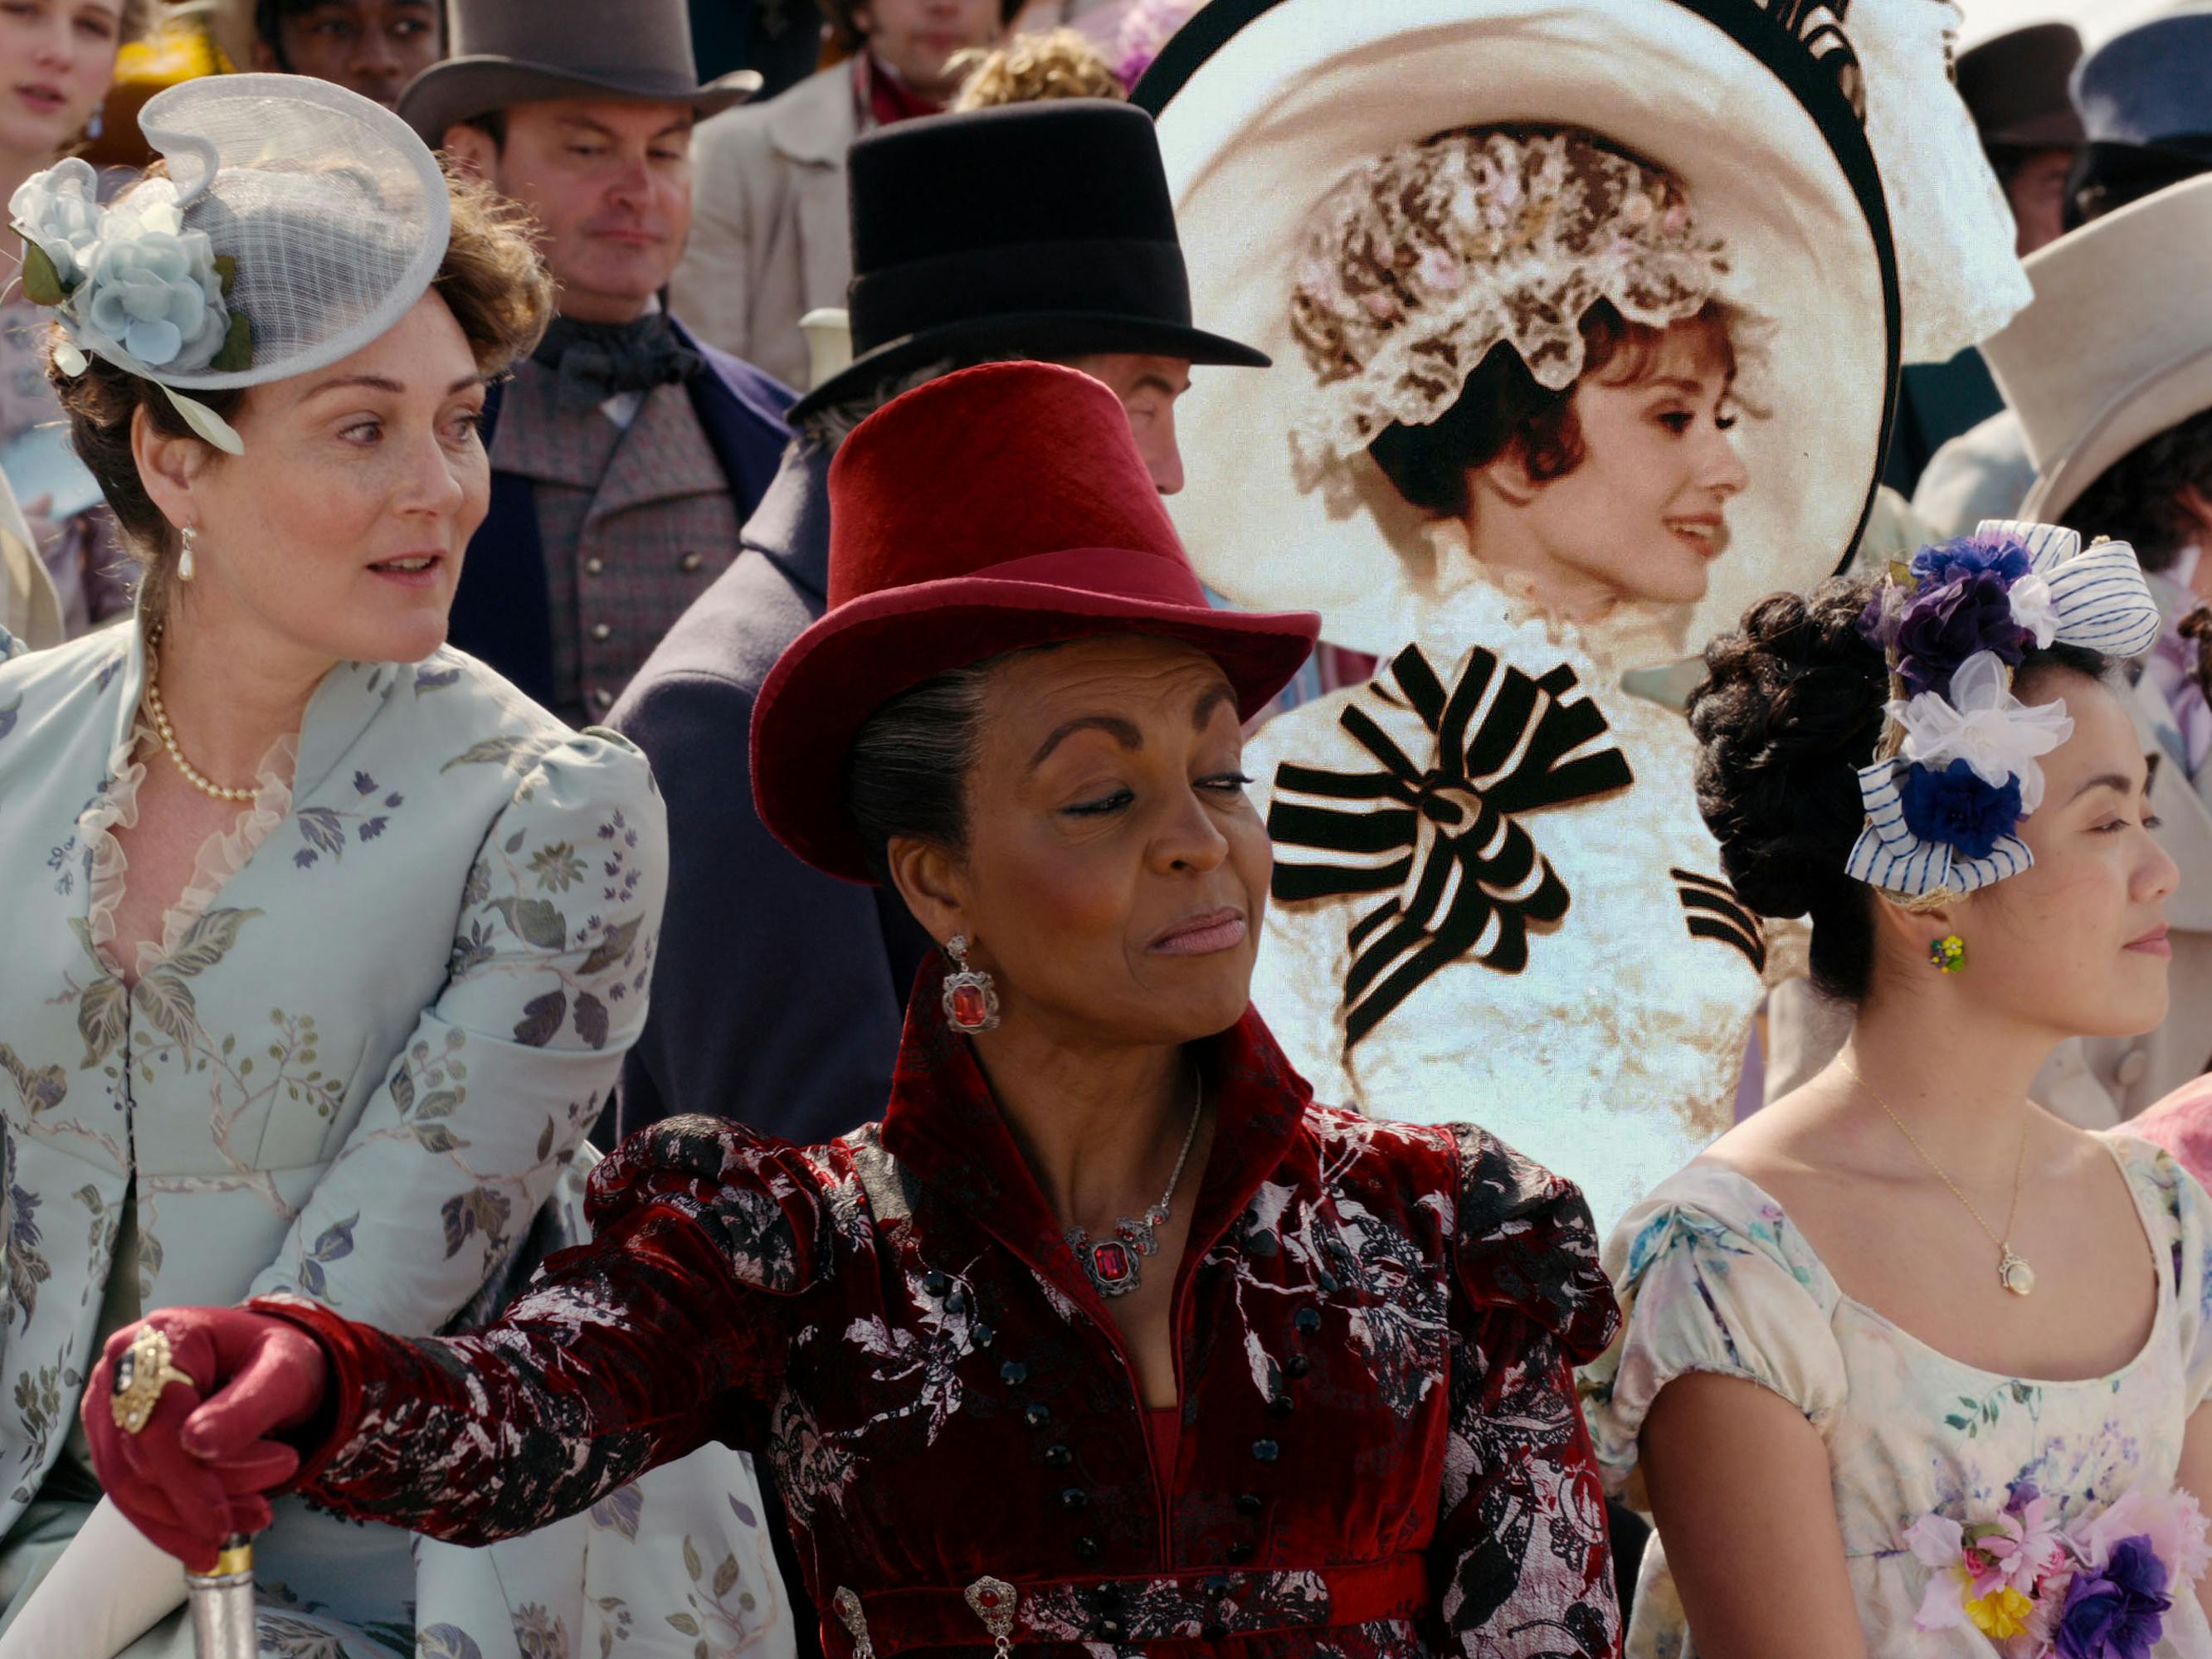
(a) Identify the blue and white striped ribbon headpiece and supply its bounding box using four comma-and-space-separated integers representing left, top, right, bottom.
1844, 519, 2160, 903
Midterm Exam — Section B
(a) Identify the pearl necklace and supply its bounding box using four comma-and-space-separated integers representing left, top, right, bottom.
142, 628, 257, 805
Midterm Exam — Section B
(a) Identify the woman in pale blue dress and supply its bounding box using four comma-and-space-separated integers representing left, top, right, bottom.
0, 76, 789, 1658
1582, 524, 2212, 1657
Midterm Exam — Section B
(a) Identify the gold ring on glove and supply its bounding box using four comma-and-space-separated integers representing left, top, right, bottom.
110, 1323, 197, 1434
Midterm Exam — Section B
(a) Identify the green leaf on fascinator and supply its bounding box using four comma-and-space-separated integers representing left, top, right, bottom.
209, 313, 253, 375
213, 255, 236, 298
158, 382, 244, 455
20, 243, 67, 308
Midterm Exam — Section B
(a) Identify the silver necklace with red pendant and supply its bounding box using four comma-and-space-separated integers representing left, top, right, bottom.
1065, 1077, 1204, 1299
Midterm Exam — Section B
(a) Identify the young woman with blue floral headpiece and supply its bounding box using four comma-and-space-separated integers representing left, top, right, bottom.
1580, 522, 2211, 1657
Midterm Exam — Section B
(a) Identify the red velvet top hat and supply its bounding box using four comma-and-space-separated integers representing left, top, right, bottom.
751, 362, 1321, 883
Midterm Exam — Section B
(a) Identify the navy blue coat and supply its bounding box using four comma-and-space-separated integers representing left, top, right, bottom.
446, 320, 796, 712
604, 441, 935, 1149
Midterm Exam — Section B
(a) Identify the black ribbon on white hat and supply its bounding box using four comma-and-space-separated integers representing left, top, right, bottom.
1268, 645, 1634, 1048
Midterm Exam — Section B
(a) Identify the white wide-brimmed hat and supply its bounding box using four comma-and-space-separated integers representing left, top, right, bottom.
1987, 174, 2212, 525
1137, 0, 2024, 659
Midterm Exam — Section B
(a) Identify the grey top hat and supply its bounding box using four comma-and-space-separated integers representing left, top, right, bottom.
397, 0, 760, 146
1957, 22, 2084, 150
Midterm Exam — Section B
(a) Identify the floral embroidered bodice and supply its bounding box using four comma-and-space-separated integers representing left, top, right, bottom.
0, 618, 684, 1647
1581, 1139, 2212, 1658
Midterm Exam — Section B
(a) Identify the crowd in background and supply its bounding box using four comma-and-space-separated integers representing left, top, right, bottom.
2, 2, 2212, 1657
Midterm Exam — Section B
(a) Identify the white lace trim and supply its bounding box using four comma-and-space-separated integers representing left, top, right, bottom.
1415, 518, 1693, 681
82, 639, 298, 983
1289, 128, 1762, 470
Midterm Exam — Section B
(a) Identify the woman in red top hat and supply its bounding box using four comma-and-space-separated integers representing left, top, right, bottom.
77, 362, 1623, 1659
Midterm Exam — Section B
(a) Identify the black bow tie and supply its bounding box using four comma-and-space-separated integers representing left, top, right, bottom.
534, 314, 702, 413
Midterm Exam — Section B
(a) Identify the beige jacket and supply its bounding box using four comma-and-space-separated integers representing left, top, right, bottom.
670, 63, 862, 393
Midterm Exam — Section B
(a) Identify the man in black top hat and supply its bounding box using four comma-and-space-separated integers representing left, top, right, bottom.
607, 99, 1269, 1150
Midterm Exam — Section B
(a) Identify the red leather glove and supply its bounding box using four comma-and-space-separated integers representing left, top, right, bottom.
82, 1308, 329, 1573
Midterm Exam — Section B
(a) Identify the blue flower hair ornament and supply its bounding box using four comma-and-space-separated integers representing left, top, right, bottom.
11, 157, 251, 453
1844, 519, 2161, 905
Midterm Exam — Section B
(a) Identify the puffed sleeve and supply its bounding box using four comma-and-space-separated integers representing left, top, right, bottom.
1428, 1125, 1621, 1659
246, 730, 670, 1333
1577, 1175, 1848, 1511
2117, 1136, 2212, 1416
255, 1118, 840, 1545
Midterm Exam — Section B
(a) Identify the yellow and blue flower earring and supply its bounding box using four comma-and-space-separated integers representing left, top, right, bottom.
1929, 934, 1966, 974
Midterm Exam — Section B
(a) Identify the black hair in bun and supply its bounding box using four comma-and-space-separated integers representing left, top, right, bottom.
1690, 576, 2115, 1003
1688, 578, 1890, 1000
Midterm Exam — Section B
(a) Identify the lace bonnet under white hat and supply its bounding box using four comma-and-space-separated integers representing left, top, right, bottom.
9, 74, 452, 454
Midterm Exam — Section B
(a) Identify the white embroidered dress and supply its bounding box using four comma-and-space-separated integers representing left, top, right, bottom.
1246, 564, 1785, 1237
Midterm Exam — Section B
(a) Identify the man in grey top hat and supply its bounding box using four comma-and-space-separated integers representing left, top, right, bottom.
396, 0, 797, 726
1917, 7, 2212, 537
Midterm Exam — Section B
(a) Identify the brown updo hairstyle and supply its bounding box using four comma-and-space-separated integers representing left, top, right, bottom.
46, 164, 553, 625
1688, 577, 2108, 1002
1366, 297, 1739, 518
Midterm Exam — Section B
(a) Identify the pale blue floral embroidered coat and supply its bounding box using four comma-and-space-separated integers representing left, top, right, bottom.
0, 623, 796, 1658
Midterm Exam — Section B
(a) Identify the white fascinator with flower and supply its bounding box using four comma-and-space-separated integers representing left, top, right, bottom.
7, 75, 451, 455
1846, 519, 2162, 903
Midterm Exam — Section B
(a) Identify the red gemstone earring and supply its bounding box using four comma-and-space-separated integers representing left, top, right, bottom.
941, 934, 1000, 1033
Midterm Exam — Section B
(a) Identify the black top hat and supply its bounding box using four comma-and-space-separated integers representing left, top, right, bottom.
787, 100, 1268, 421
397, 0, 758, 147
1957, 22, 2084, 151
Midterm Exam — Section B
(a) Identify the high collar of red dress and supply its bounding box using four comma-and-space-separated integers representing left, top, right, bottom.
879, 955, 1313, 1292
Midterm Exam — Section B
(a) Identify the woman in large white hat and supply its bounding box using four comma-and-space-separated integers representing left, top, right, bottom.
1138, 0, 2024, 1238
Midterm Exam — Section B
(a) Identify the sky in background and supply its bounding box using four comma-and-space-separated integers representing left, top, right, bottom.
1959, 0, 2190, 49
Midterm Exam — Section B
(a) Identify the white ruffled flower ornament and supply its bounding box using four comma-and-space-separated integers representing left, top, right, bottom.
1889, 650, 2074, 815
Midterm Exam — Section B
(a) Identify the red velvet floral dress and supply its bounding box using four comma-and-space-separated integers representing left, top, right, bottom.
256, 968, 1623, 1658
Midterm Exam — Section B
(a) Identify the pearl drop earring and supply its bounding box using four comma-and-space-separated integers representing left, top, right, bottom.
178, 526, 197, 583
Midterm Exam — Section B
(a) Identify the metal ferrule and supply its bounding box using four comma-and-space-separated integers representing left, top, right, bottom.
186, 1539, 256, 1659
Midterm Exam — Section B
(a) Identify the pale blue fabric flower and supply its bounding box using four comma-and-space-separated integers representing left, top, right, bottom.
77, 202, 231, 372
8, 157, 104, 286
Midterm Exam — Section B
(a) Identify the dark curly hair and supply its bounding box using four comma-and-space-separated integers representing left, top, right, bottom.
2059, 405, 2212, 573
1365, 298, 1737, 519
1688, 577, 2109, 1002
